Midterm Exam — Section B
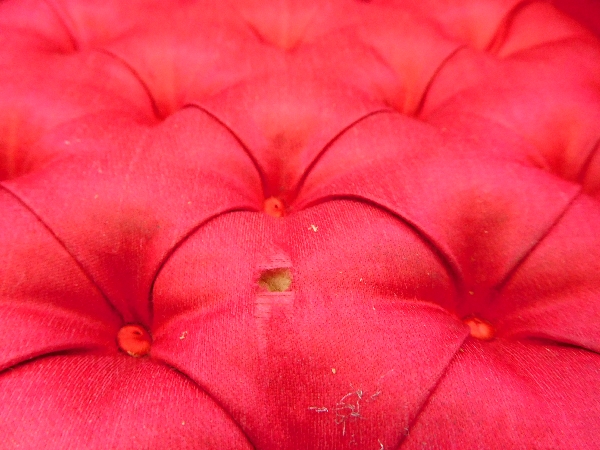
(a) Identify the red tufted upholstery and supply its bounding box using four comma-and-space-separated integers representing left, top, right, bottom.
1, 0, 600, 448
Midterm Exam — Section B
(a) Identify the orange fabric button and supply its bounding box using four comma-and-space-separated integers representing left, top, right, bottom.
463, 317, 495, 341
117, 324, 152, 357
264, 197, 285, 217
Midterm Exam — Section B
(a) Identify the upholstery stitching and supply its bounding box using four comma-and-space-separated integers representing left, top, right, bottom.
486, 0, 542, 55
95, 48, 164, 121
508, 335, 600, 356
394, 332, 470, 449
500, 34, 597, 58
0, 348, 95, 377
39, 0, 80, 51
486, 1, 594, 58
240, 2, 347, 52
494, 188, 582, 293
576, 136, 600, 186
241, 4, 319, 52
151, 357, 257, 450
414, 44, 468, 117
186, 103, 269, 197
147, 206, 259, 327
298, 194, 465, 296
244, 20, 273, 47
0, 183, 125, 323
292, 108, 394, 203
0, 303, 111, 374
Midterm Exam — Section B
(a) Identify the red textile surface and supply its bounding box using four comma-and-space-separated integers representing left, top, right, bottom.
1, 0, 599, 448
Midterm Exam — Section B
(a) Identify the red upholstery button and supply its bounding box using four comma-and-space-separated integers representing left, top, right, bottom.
264, 196, 285, 217
463, 316, 495, 341
117, 324, 152, 357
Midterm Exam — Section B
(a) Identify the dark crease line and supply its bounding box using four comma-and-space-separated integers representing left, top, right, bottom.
495, 188, 581, 293
0, 184, 125, 324
242, 8, 318, 52
0, 347, 99, 376
153, 358, 257, 450
40, 0, 80, 51
366, 42, 399, 75
96, 48, 164, 121
186, 103, 268, 198
293, 108, 394, 201
394, 333, 470, 449
297, 194, 464, 294
148, 205, 259, 326
286, 5, 319, 52
496, 35, 594, 60
576, 136, 600, 184
512, 335, 600, 356
414, 44, 467, 117
486, 0, 540, 54
244, 20, 272, 47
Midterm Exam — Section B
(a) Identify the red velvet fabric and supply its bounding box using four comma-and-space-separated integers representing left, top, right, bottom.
1, 0, 600, 448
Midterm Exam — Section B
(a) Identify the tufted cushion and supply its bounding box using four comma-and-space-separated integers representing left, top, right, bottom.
1, 0, 600, 448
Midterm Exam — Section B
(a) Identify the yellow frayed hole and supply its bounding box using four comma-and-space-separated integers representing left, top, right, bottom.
258, 268, 292, 292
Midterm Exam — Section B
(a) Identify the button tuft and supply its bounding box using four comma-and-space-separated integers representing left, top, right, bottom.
117, 324, 152, 357
463, 316, 495, 341
264, 196, 285, 217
